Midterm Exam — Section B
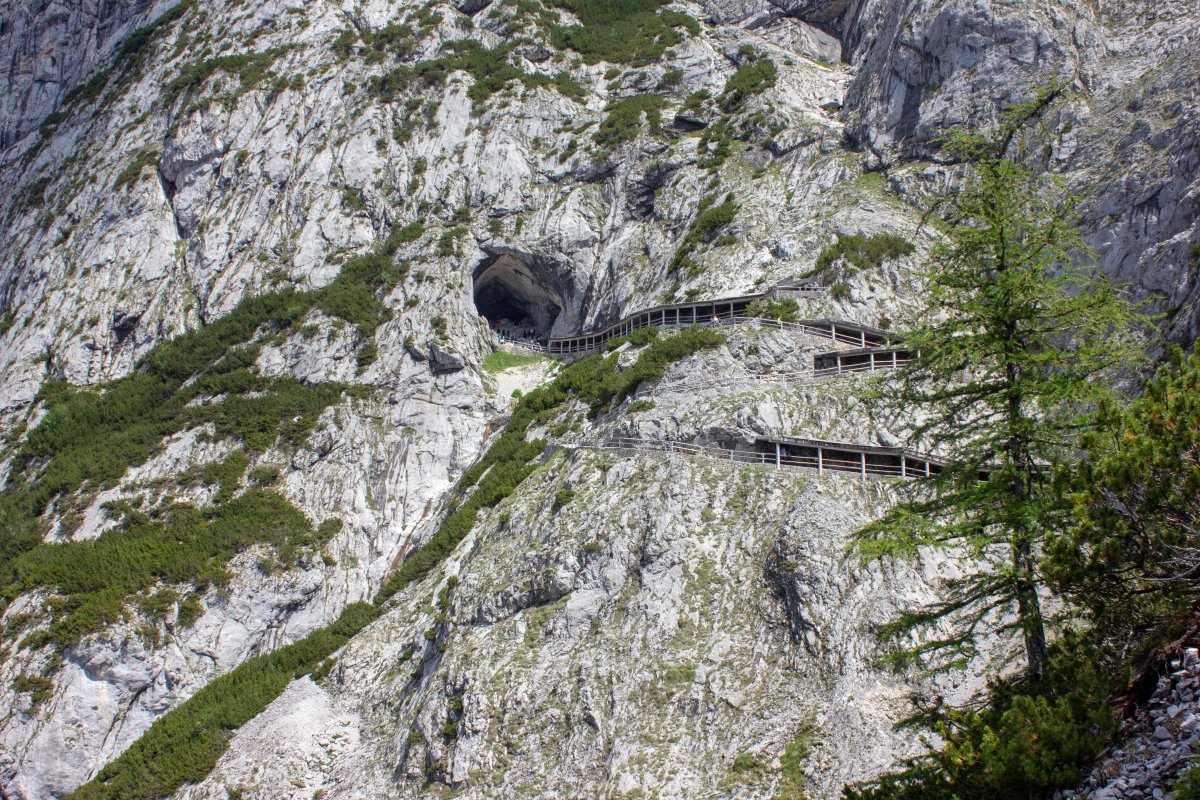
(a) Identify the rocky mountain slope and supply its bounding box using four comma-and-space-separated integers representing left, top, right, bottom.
0, 0, 1195, 797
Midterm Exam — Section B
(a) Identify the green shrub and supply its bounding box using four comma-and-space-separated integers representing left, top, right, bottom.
744, 298, 799, 322
167, 49, 284, 102
813, 232, 914, 281
662, 663, 695, 691
658, 68, 683, 88
719, 54, 776, 111
1175, 766, 1200, 800
356, 340, 379, 370
11, 673, 54, 708
670, 194, 739, 273
552, 489, 576, 510
844, 641, 1117, 800
113, 149, 160, 191
594, 94, 667, 148
549, 0, 699, 65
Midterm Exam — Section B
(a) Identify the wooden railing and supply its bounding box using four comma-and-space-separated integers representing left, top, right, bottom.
543, 313, 895, 356
558, 436, 946, 480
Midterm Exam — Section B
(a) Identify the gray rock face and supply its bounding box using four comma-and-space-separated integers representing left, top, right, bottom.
177, 448, 966, 800
0, 0, 179, 151
830, 0, 1200, 342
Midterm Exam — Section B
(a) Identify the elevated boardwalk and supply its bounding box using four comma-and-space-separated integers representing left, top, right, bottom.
561, 436, 946, 481
756, 435, 943, 479
547, 310, 894, 356
813, 346, 912, 376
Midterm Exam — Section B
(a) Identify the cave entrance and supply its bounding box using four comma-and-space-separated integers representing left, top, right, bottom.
473, 250, 565, 341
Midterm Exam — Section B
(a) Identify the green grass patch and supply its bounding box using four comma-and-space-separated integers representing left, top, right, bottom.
482, 352, 546, 373
778, 722, 816, 799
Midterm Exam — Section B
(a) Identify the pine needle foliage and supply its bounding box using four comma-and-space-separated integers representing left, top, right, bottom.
549, 0, 699, 65
1047, 346, 1200, 656
852, 86, 1146, 681
844, 638, 1118, 800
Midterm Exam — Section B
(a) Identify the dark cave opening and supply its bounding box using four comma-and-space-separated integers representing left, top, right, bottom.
472, 251, 564, 340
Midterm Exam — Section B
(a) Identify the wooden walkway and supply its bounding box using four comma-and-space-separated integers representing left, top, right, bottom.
547, 311, 894, 356
483, 280, 952, 482
559, 436, 945, 481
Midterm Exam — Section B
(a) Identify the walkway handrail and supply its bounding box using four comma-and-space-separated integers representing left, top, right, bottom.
541, 314, 897, 356
556, 435, 946, 480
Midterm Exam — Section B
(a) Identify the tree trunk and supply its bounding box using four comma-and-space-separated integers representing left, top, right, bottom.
1013, 532, 1047, 679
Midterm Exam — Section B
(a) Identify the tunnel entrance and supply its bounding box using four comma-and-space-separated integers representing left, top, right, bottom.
473, 249, 566, 340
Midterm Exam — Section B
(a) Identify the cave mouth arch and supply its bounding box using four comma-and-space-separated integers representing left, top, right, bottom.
473, 250, 566, 340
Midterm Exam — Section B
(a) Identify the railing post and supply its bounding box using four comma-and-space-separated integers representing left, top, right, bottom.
861, 451, 866, 481
891, 350, 897, 370
775, 442, 781, 469
817, 447, 823, 475
901, 454, 907, 478
925, 459, 930, 477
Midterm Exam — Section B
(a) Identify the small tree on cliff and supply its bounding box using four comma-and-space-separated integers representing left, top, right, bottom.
853, 86, 1145, 682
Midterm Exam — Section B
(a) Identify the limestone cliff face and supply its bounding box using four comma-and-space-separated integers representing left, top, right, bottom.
0, 0, 180, 150
0, 0, 1194, 797
781, 0, 1200, 341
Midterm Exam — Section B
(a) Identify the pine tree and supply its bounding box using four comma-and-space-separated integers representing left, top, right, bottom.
854, 87, 1145, 681
1047, 346, 1200, 649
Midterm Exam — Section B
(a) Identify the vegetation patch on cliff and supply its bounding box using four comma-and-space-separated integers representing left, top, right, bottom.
669, 193, 740, 275
0, 227, 417, 649
549, 0, 699, 66
368, 40, 585, 110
